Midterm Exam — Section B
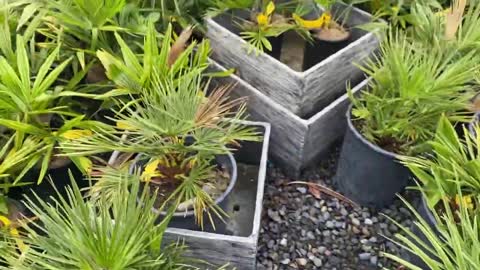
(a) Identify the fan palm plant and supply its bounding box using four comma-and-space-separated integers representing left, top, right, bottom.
0, 171, 191, 269
348, 28, 480, 155
60, 60, 259, 226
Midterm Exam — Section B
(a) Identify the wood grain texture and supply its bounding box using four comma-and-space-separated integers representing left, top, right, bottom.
210, 60, 369, 177
162, 121, 270, 270
164, 229, 256, 269
206, 4, 378, 117
302, 79, 369, 166
206, 20, 303, 114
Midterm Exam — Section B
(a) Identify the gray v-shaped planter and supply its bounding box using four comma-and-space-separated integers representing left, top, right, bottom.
206, 3, 379, 117
210, 60, 369, 177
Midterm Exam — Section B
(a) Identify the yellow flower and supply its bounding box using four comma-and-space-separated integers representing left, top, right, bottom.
257, 13, 269, 26
455, 195, 474, 209
391, 5, 400, 13
0, 215, 28, 253
141, 159, 163, 182
293, 12, 331, 30
256, 1, 275, 26
61, 130, 93, 140
116, 120, 137, 130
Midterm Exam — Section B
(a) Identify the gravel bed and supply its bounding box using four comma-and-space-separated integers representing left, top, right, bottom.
257, 147, 416, 270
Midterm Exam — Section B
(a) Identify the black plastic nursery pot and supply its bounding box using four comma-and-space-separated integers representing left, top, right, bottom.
128, 152, 238, 230
333, 106, 412, 208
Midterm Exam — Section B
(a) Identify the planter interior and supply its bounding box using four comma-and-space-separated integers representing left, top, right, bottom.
207, 2, 378, 118
129, 153, 238, 220
213, 4, 368, 72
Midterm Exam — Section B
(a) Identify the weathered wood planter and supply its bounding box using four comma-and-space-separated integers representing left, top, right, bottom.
162, 120, 270, 269
206, 3, 379, 117
210, 60, 369, 177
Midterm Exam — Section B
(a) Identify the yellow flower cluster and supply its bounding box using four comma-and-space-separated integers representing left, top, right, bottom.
0, 215, 27, 253
455, 195, 474, 209
256, 1, 275, 26
142, 159, 164, 182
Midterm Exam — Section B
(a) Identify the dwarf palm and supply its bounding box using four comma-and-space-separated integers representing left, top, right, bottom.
0, 172, 190, 269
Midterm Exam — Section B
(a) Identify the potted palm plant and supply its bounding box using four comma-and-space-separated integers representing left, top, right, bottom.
59, 24, 260, 228
395, 115, 480, 268
334, 13, 480, 207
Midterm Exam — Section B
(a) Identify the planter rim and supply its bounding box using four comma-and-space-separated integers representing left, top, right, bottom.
129, 152, 238, 218
210, 58, 370, 125
346, 104, 403, 159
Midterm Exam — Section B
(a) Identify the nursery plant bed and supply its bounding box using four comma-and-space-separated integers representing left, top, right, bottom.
206, 3, 379, 117
210, 60, 369, 177
161, 120, 271, 269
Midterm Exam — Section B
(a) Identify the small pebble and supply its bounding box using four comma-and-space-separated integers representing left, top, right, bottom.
296, 187, 307, 194
359, 253, 371, 261
326, 221, 335, 229
351, 218, 361, 226
312, 257, 323, 267
296, 258, 308, 266
365, 218, 373, 225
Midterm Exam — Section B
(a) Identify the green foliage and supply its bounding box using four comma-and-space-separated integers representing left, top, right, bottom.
209, 0, 321, 54
345, 0, 447, 29
401, 116, 480, 208
349, 30, 479, 155
0, 172, 190, 269
97, 23, 211, 95
0, 34, 108, 171
384, 187, 480, 269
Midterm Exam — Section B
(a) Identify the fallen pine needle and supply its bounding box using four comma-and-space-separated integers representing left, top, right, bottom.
289, 181, 359, 208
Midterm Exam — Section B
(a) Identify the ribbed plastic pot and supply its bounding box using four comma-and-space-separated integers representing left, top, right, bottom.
129, 153, 237, 218
333, 106, 411, 208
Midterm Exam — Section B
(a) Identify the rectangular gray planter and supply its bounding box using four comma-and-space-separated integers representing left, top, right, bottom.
206, 3, 378, 117
210, 60, 368, 177
162, 120, 271, 269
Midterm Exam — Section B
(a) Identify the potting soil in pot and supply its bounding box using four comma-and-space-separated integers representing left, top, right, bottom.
146, 164, 231, 213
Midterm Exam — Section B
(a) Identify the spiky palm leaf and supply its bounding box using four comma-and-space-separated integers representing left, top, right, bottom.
0, 172, 190, 269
